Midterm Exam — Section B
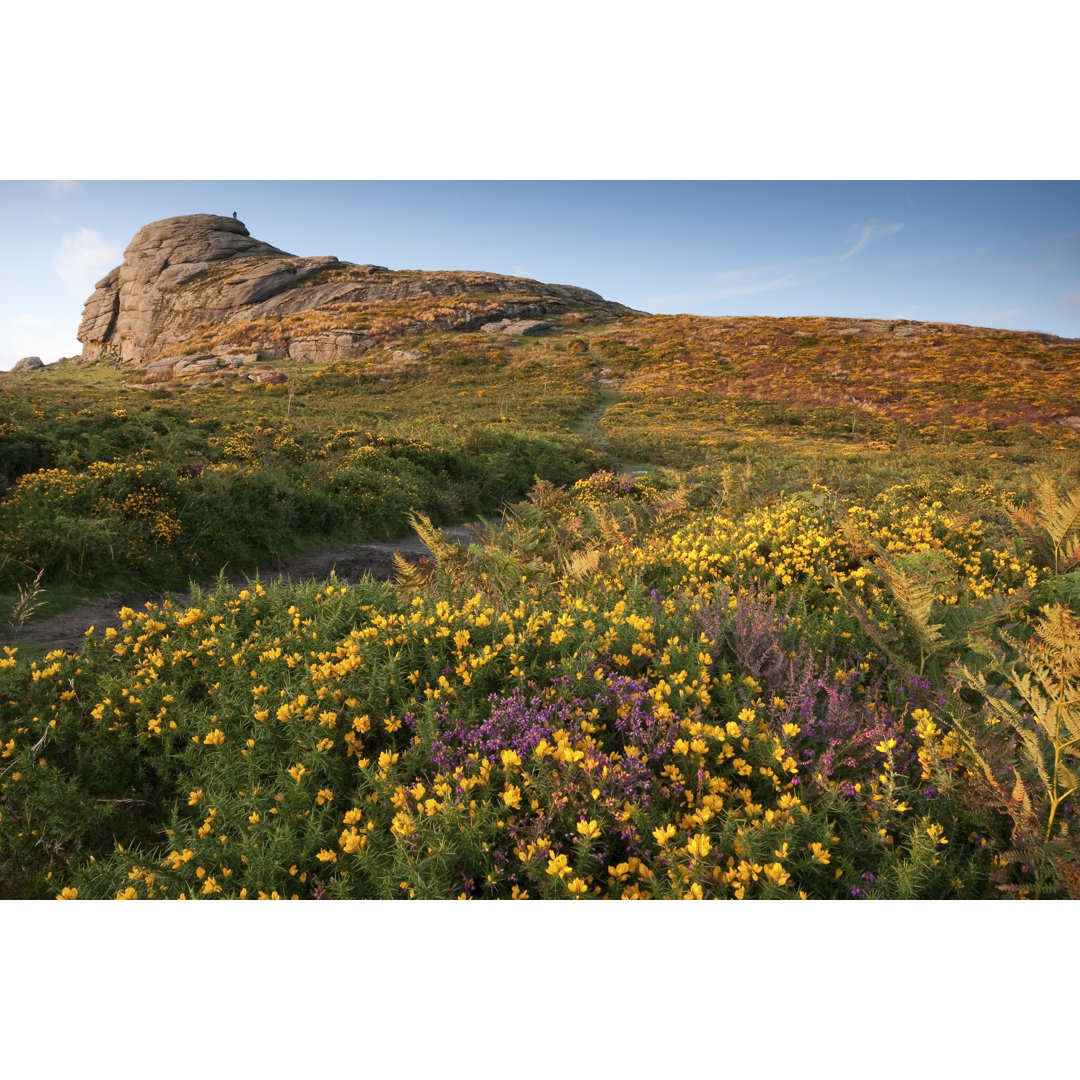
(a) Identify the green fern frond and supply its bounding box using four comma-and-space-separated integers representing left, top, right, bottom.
963, 665, 1026, 729
966, 738, 1008, 800
1011, 772, 1033, 819
941, 589, 1029, 645
1015, 725, 1052, 790
1033, 473, 1063, 524
1043, 485, 1080, 550
1009, 476, 1080, 573
875, 556, 945, 657
655, 484, 691, 524
1006, 502, 1046, 556
826, 569, 914, 677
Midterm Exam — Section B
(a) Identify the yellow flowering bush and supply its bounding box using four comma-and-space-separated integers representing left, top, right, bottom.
4, 463, 1076, 900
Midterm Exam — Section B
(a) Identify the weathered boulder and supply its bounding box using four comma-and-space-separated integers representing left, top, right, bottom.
13, 356, 44, 371
288, 329, 375, 363
145, 355, 184, 375
480, 318, 552, 336
252, 369, 287, 385
173, 356, 222, 378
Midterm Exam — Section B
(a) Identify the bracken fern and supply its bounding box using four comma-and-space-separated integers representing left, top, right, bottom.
951, 604, 1080, 872
1006, 474, 1080, 575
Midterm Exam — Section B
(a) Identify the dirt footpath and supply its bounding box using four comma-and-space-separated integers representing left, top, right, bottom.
4, 522, 483, 654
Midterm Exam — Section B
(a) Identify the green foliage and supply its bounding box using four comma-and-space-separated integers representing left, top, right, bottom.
2, 316, 1079, 899
1007, 474, 1080, 574
951, 605, 1080, 872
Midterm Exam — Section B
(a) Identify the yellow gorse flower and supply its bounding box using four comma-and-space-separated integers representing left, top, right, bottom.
652, 824, 676, 847
686, 834, 711, 859
546, 853, 570, 878
576, 819, 601, 840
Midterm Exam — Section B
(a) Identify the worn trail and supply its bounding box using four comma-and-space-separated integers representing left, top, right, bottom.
9, 371, 654, 654
571, 361, 653, 476
4, 522, 481, 654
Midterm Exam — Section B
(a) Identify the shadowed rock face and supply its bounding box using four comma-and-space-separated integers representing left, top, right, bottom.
78, 213, 638, 367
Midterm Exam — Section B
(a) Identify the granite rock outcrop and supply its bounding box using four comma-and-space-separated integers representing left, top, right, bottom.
78, 214, 638, 368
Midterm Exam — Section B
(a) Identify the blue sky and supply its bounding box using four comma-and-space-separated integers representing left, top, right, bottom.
1, 180, 1077, 369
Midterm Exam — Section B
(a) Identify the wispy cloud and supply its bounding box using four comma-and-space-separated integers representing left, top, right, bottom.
842, 220, 904, 259
649, 273, 805, 308
52, 228, 121, 298
647, 219, 904, 311
46, 180, 82, 197
707, 274, 802, 298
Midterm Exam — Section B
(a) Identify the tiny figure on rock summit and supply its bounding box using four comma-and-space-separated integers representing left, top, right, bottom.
232, 211, 237, 219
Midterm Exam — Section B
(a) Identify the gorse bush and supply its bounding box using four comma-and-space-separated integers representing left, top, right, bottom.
2, 317, 1078, 898
3, 470, 1078, 899
0, 424, 595, 592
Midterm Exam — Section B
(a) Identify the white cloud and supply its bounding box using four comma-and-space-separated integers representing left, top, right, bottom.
842, 220, 904, 259
52, 227, 121, 298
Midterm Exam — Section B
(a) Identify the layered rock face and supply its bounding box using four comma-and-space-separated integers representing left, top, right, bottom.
78, 213, 635, 367
78, 215, 342, 364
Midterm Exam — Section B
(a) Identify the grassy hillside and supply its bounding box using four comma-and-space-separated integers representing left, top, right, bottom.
2, 311, 1079, 899
0, 328, 605, 608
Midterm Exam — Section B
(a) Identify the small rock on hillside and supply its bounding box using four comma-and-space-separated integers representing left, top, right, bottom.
480, 319, 553, 336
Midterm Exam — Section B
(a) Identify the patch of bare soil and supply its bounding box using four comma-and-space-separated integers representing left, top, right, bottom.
4, 522, 483, 654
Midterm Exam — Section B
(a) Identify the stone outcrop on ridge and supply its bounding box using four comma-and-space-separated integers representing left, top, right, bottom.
77, 214, 636, 367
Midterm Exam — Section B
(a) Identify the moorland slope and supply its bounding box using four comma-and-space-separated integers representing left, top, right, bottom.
2, 214, 1079, 901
